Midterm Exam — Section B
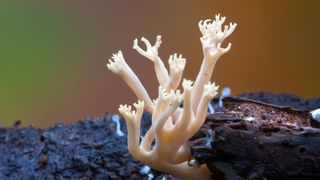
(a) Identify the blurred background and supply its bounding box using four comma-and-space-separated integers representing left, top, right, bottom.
0, 0, 319, 127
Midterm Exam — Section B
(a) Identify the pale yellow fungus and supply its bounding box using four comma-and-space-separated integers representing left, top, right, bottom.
107, 14, 236, 179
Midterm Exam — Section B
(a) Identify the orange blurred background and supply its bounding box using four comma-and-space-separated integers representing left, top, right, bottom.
0, 1, 319, 127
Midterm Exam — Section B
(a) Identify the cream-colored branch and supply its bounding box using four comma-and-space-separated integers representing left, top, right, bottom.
154, 90, 181, 136
158, 81, 218, 164
118, 102, 143, 154
133, 36, 170, 86
153, 89, 184, 160
140, 127, 155, 151
151, 86, 171, 122
173, 79, 194, 132
164, 53, 186, 92
161, 80, 194, 163
107, 51, 153, 112
189, 82, 218, 137
168, 143, 191, 164
191, 14, 236, 114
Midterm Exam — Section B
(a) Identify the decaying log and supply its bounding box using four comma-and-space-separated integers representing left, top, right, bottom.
190, 97, 320, 179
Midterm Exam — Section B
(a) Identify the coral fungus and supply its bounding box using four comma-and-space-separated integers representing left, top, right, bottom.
107, 14, 236, 179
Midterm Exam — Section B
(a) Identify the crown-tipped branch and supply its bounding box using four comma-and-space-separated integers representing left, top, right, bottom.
133, 36, 170, 86
190, 82, 219, 136
107, 51, 153, 112
164, 53, 186, 91
191, 14, 236, 114
118, 101, 144, 154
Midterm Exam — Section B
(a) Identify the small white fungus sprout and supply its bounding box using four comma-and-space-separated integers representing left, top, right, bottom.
311, 108, 320, 122
112, 114, 125, 137
219, 87, 231, 108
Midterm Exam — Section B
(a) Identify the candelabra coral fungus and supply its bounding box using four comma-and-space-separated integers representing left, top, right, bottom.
107, 14, 236, 179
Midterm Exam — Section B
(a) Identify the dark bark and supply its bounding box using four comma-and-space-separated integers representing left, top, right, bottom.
190, 96, 320, 179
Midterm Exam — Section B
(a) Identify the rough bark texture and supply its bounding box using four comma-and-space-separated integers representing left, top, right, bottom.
0, 113, 175, 180
190, 95, 320, 179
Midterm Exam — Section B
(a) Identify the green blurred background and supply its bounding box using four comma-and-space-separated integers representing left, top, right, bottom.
0, 1, 319, 127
